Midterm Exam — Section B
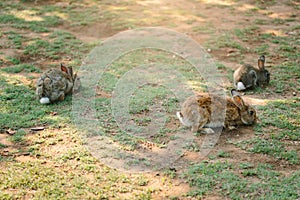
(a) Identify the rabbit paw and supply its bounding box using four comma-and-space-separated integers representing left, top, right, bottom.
200, 128, 215, 134
228, 126, 237, 131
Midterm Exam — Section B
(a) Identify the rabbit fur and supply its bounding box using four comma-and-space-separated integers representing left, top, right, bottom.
176, 89, 257, 133
234, 55, 270, 91
36, 64, 80, 104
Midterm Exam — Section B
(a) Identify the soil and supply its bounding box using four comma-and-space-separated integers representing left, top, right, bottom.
0, 0, 299, 199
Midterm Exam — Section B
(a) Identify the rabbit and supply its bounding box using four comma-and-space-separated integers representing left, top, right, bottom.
233, 55, 270, 91
36, 63, 81, 104
176, 89, 257, 133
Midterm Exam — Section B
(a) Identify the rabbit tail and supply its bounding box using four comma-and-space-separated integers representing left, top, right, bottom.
177, 111, 193, 127
176, 112, 184, 125
237, 82, 246, 91
40, 97, 50, 104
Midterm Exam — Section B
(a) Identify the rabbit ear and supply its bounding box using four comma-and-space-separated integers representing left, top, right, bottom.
61, 63, 68, 73
231, 89, 245, 109
73, 72, 77, 80
68, 67, 73, 77
258, 55, 265, 70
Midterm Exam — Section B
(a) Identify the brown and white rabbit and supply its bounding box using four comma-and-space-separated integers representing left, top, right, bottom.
36, 64, 81, 104
176, 89, 257, 133
234, 55, 270, 91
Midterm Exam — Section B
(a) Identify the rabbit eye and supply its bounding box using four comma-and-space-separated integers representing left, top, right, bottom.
249, 110, 254, 116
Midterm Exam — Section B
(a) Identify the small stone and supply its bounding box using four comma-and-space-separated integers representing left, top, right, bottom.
50, 111, 58, 116
292, 92, 296, 96
30, 127, 45, 131
6, 129, 16, 135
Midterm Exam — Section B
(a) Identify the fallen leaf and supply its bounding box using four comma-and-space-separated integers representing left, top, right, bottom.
227, 49, 237, 53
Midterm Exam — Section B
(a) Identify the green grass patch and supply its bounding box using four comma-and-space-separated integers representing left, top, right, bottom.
66, 5, 103, 26
94, 48, 206, 150
0, 0, 299, 199
184, 161, 300, 199
234, 26, 260, 42
271, 18, 286, 25
1, 64, 40, 73
254, 19, 268, 25
9, 129, 27, 143
192, 24, 216, 34
6, 31, 23, 49
0, 14, 60, 32
258, 100, 299, 131
0, 143, 7, 148
0, 74, 74, 132
254, 43, 269, 55
270, 61, 299, 92
234, 99, 300, 164
255, 0, 277, 9
129, 84, 174, 114
24, 31, 87, 60
240, 138, 298, 164
213, 33, 246, 51
6, 57, 21, 65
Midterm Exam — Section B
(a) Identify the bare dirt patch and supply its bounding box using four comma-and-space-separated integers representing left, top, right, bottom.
1, 0, 299, 199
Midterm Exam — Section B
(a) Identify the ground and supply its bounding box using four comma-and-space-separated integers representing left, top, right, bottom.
0, 0, 299, 199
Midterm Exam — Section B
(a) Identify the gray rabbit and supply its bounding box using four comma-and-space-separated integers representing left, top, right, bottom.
234, 55, 270, 91
36, 64, 81, 104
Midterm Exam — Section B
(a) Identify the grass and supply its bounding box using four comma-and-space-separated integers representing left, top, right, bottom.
192, 24, 216, 34
6, 31, 23, 49
0, 159, 154, 199
259, 100, 299, 131
0, 69, 87, 141
0, 2, 102, 31
0, 0, 299, 199
9, 129, 27, 143
232, 99, 300, 164
270, 61, 299, 93
254, 43, 269, 55
0, 14, 60, 33
234, 26, 260, 42
1, 64, 40, 73
0, 143, 7, 148
94, 48, 204, 152
210, 33, 246, 52
238, 138, 298, 164
184, 161, 300, 199
24, 31, 88, 60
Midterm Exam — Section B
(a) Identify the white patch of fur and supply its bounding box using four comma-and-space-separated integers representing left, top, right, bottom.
237, 82, 246, 91
40, 97, 50, 104
176, 111, 192, 127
